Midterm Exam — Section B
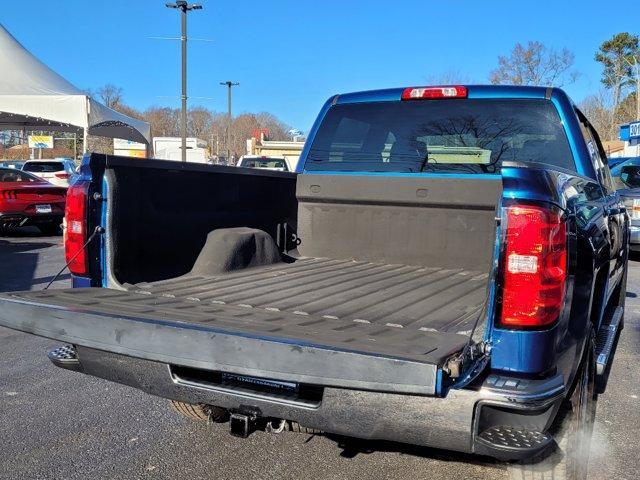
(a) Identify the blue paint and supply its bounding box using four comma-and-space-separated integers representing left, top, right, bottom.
482, 199, 503, 343
72, 275, 92, 288
491, 327, 558, 373
100, 177, 109, 287
435, 368, 443, 397
295, 96, 335, 173
620, 120, 640, 141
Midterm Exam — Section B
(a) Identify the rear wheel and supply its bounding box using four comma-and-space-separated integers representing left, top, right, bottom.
287, 421, 322, 435
507, 331, 597, 480
37, 222, 61, 236
169, 401, 228, 423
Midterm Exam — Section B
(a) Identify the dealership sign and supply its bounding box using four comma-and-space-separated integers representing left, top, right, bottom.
27, 135, 53, 149
630, 121, 640, 140
114, 138, 146, 150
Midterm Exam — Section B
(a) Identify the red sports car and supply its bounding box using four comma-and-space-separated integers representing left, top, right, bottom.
0, 167, 66, 235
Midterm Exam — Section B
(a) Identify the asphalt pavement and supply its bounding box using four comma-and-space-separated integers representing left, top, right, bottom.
0, 228, 638, 480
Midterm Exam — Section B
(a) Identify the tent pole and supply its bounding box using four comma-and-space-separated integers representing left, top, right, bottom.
83, 127, 88, 155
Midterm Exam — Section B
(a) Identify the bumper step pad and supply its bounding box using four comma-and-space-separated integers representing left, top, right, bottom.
475, 425, 552, 460
47, 344, 81, 371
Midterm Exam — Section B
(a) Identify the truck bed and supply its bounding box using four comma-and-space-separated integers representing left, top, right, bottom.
130, 257, 488, 336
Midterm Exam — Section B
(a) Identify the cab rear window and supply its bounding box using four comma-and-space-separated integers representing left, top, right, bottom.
305, 99, 575, 173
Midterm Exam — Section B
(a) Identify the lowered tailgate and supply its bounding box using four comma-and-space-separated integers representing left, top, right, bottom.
0, 288, 469, 395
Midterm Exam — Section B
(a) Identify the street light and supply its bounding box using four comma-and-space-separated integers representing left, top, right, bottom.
220, 81, 239, 163
166, 1, 203, 162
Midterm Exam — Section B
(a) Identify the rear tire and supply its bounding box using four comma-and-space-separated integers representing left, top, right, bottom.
169, 401, 228, 423
287, 421, 322, 435
507, 330, 597, 480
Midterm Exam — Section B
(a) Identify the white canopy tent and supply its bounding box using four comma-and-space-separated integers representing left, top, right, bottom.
0, 24, 150, 152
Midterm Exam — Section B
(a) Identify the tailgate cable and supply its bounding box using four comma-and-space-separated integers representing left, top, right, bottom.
443, 290, 491, 381
43, 226, 105, 290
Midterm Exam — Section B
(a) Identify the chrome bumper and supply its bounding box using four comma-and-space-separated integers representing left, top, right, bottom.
63, 346, 565, 460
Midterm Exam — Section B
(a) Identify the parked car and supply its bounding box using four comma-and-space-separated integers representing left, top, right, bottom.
237, 155, 289, 171
0, 85, 629, 480
611, 156, 640, 251
21, 158, 77, 188
0, 167, 66, 234
606, 156, 630, 169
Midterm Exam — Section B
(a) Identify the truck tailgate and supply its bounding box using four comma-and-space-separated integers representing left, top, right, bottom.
0, 288, 470, 395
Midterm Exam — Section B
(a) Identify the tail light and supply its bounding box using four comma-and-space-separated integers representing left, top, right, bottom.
401, 85, 467, 100
64, 182, 89, 275
499, 204, 567, 328
55, 172, 71, 179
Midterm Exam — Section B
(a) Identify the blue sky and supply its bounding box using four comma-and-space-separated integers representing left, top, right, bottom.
2, 1, 637, 131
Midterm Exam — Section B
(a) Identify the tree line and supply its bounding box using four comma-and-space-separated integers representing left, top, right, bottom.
88, 84, 293, 159
487, 33, 640, 144
2, 32, 639, 160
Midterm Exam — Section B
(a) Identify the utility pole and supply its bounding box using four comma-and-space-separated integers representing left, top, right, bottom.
220, 81, 239, 163
166, 1, 202, 162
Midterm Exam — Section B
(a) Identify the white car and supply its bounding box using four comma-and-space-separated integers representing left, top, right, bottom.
237, 156, 289, 172
22, 159, 77, 188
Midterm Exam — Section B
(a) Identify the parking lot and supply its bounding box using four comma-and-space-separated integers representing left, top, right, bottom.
0, 229, 638, 480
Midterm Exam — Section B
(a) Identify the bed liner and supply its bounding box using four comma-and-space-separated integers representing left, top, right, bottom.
131, 257, 488, 335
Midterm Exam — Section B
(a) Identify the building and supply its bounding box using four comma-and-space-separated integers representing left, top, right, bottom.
618, 120, 640, 157
152, 137, 210, 163
246, 136, 306, 171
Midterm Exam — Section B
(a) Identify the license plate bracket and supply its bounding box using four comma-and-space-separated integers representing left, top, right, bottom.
36, 204, 52, 214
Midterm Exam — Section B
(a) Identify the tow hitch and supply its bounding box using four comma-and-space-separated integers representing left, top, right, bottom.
229, 408, 260, 438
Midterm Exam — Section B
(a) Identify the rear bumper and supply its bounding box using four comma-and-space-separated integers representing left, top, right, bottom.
68, 346, 563, 460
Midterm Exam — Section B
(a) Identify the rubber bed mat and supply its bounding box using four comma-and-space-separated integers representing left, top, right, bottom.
132, 257, 489, 336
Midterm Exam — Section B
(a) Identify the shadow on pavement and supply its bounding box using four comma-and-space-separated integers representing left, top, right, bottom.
324, 434, 498, 468
0, 229, 61, 291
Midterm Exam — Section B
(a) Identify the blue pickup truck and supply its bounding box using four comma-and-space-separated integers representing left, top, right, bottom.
0, 85, 628, 479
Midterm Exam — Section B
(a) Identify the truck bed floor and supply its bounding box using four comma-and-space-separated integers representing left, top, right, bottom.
131, 257, 488, 336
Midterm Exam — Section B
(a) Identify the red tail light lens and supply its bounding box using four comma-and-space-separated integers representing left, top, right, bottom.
55, 172, 71, 179
499, 205, 567, 328
401, 85, 467, 100
64, 182, 89, 275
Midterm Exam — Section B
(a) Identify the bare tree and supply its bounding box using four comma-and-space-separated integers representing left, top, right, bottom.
144, 107, 179, 137
97, 84, 124, 109
490, 41, 579, 87
578, 91, 615, 141
255, 112, 291, 140
188, 107, 213, 139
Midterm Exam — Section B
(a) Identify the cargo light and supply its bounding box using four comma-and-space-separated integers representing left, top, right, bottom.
499, 204, 567, 329
401, 86, 468, 100
64, 182, 89, 276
